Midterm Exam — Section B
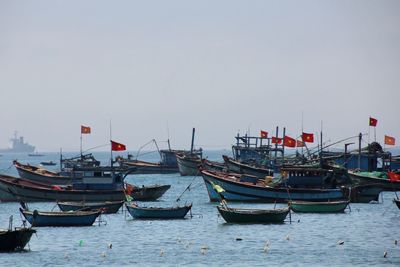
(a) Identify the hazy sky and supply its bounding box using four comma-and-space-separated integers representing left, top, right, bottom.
1, 0, 399, 152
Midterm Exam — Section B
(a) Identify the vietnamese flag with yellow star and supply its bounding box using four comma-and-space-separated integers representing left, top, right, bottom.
111, 140, 126, 151
260, 130, 268, 139
283, 136, 296, 148
384, 135, 395, 146
369, 117, 378, 127
301, 132, 314, 143
81, 125, 91, 134
271, 137, 282, 144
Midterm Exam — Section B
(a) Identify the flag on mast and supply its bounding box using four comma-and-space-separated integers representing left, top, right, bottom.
369, 117, 378, 127
384, 135, 395, 146
111, 140, 126, 151
81, 125, 91, 134
260, 130, 268, 139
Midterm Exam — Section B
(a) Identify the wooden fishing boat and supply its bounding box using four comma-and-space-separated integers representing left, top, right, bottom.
117, 149, 181, 174
341, 184, 384, 203
0, 216, 36, 251
0, 174, 125, 202
176, 153, 202, 176
14, 160, 74, 185
201, 169, 344, 203
57, 200, 124, 214
40, 161, 57, 166
0, 227, 36, 251
20, 207, 101, 227
289, 200, 349, 213
217, 205, 289, 224
223, 155, 273, 178
125, 202, 192, 219
348, 171, 400, 191
125, 183, 171, 201
394, 198, 400, 209
201, 159, 227, 172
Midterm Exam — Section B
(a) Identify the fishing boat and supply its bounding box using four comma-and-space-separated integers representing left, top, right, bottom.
201, 159, 227, 172
0, 174, 125, 202
348, 171, 400, 191
125, 183, 171, 201
201, 169, 344, 202
289, 200, 349, 213
394, 198, 400, 209
0, 216, 36, 252
217, 205, 290, 224
14, 160, 74, 185
176, 153, 202, 176
20, 206, 101, 227
117, 149, 181, 174
223, 155, 273, 178
341, 184, 384, 203
57, 200, 124, 214
40, 161, 57, 166
176, 128, 203, 176
125, 202, 192, 219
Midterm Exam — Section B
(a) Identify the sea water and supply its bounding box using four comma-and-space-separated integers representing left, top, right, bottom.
0, 151, 399, 266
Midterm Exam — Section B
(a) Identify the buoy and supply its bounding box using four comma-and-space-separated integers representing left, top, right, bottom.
384, 251, 388, 258
395, 240, 398, 245
337, 240, 344, 245
236, 238, 243, 241
160, 249, 164, 256
285, 235, 290, 241
263, 241, 270, 253
297, 219, 300, 223
79, 240, 84, 247
108, 243, 112, 249
101, 252, 106, 257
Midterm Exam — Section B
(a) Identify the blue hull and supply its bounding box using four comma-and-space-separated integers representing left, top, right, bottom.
201, 170, 344, 202
21, 209, 100, 227
126, 203, 192, 219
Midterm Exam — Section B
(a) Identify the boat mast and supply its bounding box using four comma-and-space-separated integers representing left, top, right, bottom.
190, 128, 195, 155
282, 127, 286, 167
358, 132, 362, 170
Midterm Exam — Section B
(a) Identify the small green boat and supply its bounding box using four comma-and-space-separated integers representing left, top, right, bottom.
289, 200, 349, 213
217, 205, 290, 224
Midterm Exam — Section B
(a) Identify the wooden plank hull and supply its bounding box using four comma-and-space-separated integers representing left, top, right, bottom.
121, 160, 179, 174
348, 171, 400, 191
126, 203, 192, 219
289, 200, 349, 213
128, 184, 171, 201
57, 201, 124, 214
0, 228, 36, 251
201, 170, 344, 203
14, 161, 74, 185
217, 206, 289, 223
223, 155, 273, 178
21, 209, 100, 227
176, 154, 201, 176
0, 175, 125, 202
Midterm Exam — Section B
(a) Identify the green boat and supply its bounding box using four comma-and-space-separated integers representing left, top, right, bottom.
217, 205, 290, 224
289, 200, 349, 213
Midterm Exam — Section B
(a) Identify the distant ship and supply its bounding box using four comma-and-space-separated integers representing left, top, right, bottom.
0, 132, 35, 153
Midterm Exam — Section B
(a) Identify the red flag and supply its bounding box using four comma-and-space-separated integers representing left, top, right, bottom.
301, 132, 314, 143
81, 125, 91, 134
384, 135, 395, 146
271, 137, 282, 144
260, 130, 268, 139
369, 117, 377, 127
388, 172, 400, 182
296, 140, 305, 147
111, 140, 126, 151
283, 136, 296, 148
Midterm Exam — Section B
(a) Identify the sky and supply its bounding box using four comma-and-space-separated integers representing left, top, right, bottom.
0, 0, 399, 152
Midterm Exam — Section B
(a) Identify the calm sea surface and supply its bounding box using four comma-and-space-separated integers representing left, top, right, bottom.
0, 151, 399, 266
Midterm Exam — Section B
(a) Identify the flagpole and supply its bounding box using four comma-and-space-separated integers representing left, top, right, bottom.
80, 132, 83, 158
110, 120, 113, 169
301, 111, 304, 155
374, 127, 376, 142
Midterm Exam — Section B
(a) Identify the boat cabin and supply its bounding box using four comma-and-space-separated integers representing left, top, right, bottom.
70, 167, 123, 190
